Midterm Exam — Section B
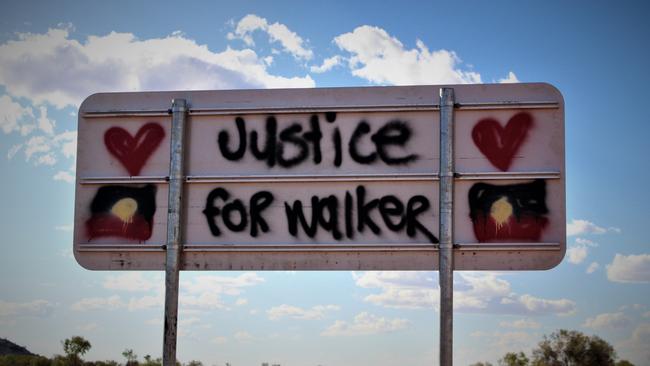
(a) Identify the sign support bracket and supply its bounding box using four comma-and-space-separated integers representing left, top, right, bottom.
439, 88, 455, 366
163, 99, 187, 366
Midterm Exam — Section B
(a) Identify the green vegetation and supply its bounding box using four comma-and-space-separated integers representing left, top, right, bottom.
470, 329, 635, 366
0, 329, 636, 366
0, 336, 201, 366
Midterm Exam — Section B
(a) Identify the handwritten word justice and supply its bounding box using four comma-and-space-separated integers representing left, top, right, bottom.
217, 113, 418, 168
202, 186, 438, 244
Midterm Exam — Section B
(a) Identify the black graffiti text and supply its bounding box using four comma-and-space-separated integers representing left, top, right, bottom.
202, 188, 274, 237
202, 185, 438, 244
217, 113, 418, 168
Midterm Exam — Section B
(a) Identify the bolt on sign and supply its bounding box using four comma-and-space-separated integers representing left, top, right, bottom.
73, 83, 565, 271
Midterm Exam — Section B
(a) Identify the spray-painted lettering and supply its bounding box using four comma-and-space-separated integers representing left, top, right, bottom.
217, 113, 418, 168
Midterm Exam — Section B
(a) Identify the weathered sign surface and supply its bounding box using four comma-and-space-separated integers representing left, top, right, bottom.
73, 83, 565, 270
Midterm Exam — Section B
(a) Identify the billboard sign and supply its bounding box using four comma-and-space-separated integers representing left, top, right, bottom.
74, 83, 564, 270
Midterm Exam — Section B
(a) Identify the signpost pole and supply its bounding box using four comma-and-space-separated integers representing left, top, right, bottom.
439, 88, 455, 366
163, 99, 187, 366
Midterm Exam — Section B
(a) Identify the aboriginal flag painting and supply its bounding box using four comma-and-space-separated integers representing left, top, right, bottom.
468, 179, 549, 242
86, 184, 157, 241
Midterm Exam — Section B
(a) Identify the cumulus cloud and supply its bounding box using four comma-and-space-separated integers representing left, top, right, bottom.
499, 318, 541, 329
19, 130, 76, 168
0, 26, 314, 109
179, 272, 265, 310
53, 170, 75, 183
0, 299, 54, 317
617, 323, 650, 365
267, 304, 340, 320
103, 273, 161, 292
234, 330, 254, 343
607, 254, 650, 283
72, 272, 264, 312
333, 25, 481, 85
501, 294, 576, 316
321, 312, 409, 336
310, 56, 342, 73
0, 94, 34, 134
470, 330, 537, 357
498, 71, 519, 83
71, 295, 125, 311
583, 312, 631, 329
586, 262, 600, 274
567, 219, 618, 236
567, 245, 589, 264
227, 14, 313, 60
353, 271, 574, 315
7, 144, 22, 159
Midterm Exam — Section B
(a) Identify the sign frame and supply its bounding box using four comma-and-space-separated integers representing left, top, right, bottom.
74, 83, 565, 271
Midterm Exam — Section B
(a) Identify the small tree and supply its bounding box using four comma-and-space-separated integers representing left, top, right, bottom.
62, 336, 91, 366
531, 329, 616, 366
500, 352, 529, 366
122, 348, 138, 365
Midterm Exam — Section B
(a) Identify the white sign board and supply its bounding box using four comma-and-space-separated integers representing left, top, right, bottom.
73, 84, 565, 270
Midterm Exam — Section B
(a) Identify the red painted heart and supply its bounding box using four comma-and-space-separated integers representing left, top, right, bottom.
471, 112, 533, 171
104, 122, 165, 176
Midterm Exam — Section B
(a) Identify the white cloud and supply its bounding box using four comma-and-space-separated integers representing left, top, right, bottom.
321, 312, 409, 337
36, 105, 55, 134
53, 170, 75, 183
235, 298, 248, 306
0, 299, 54, 317
182, 273, 264, 295
583, 312, 631, 329
470, 330, 537, 356
54, 224, 73, 232
507, 294, 575, 316
354, 271, 436, 309
36, 153, 56, 166
575, 237, 598, 247
267, 304, 340, 320
607, 254, 650, 283
617, 323, 650, 365
0, 26, 314, 109
310, 56, 342, 73
71, 295, 125, 311
0, 94, 34, 134
179, 272, 264, 310
76, 322, 98, 332
567, 245, 588, 264
212, 336, 228, 345
55, 130, 77, 158
24, 135, 51, 161
7, 144, 22, 159
234, 330, 254, 343
498, 71, 519, 83
499, 318, 541, 329
567, 219, 616, 236
104, 273, 160, 292
21, 129, 77, 167
333, 25, 481, 85
228, 14, 313, 60
586, 262, 600, 274
354, 271, 574, 315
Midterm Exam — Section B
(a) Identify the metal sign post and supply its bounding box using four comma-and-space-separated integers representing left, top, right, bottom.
439, 88, 455, 366
163, 99, 187, 366
72, 84, 565, 365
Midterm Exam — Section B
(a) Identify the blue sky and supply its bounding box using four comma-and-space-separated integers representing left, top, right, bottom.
0, 1, 649, 365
